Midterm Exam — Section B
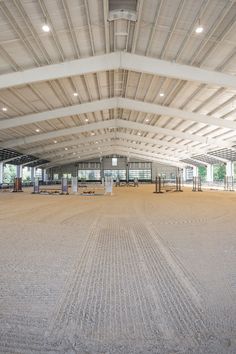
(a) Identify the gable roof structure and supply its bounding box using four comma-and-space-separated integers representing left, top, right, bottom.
0, 0, 236, 168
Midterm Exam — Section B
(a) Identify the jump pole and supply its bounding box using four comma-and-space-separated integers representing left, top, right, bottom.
153, 176, 163, 194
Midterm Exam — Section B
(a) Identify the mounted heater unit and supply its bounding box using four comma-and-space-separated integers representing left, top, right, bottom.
108, 0, 137, 22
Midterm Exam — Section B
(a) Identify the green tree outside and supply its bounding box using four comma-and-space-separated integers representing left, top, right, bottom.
198, 166, 206, 181
3, 164, 16, 183
213, 164, 226, 181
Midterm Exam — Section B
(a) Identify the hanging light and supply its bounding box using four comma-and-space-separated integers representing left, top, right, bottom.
42, 18, 50, 32
195, 19, 204, 34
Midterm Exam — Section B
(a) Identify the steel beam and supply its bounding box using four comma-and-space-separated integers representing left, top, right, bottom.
1, 97, 235, 132
1, 52, 236, 90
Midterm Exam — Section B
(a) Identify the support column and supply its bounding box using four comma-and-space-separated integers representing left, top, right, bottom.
16, 165, 23, 178
31, 167, 35, 182
0, 162, 3, 184
206, 164, 213, 182
182, 167, 187, 182
41, 168, 44, 182
126, 157, 129, 182
44, 169, 49, 182
100, 157, 104, 181
193, 166, 198, 177
226, 161, 233, 177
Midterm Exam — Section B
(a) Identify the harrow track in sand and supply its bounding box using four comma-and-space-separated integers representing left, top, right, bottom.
0, 185, 235, 353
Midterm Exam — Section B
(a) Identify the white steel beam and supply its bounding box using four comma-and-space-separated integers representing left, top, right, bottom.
116, 119, 233, 148
1, 97, 235, 131
1, 118, 233, 150
114, 142, 182, 161
121, 52, 236, 90
45, 149, 113, 168
32, 131, 197, 157
26, 130, 204, 158
40, 135, 189, 161
0, 53, 119, 90
113, 148, 184, 167
51, 140, 181, 162
43, 137, 183, 167
43, 138, 116, 160
118, 98, 236, 131
2, 120, 116, 148
1, 52, 236, 91
116, 139, 187, 159
0, 98, 117, 130
20, 158, 40, 167
206, 153, 229, 163
0, 154, 27, 163
46, 145, 183, 169
28, 132, 115, 155
117, 132, 202, 154
43, 140, 185, 163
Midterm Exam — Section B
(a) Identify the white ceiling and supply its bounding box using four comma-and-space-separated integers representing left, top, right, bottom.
0, 0, 236, 168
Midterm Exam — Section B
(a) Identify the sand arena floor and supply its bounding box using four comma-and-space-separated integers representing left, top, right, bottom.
0, 185, 235, 354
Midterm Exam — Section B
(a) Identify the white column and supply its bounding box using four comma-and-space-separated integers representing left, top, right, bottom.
182, 167, 187, 182
16, 165, 23, 178
0, 162, 3, 184
44, 169, 48, 182
31, 167, 35, 182
206, 164, 213, 182
226, 161, 233, 177
193, 166, 198, 177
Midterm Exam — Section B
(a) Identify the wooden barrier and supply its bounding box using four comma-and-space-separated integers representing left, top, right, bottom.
12, 178, 23, 192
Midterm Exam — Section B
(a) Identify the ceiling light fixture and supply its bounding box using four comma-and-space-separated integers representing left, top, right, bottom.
91, 132, 95, 136
195, 19, 204, 34
145, 118, 149, 122
159, 92, 165, 97
65, 147, 68, 151
54, 140, 57, 143
85, 118, 89, 122
2, 107, 7, 112
42, 22, 50, 32
73, 92, 78, 97
35, 129, 40, 132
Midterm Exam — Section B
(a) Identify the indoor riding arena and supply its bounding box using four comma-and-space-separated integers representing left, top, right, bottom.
0, 1, 236, 354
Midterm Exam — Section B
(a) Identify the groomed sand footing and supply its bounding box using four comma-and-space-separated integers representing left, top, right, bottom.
0, 185, 235, 353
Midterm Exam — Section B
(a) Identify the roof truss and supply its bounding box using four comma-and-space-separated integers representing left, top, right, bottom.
1, 119, 233, 150
1, 97, 236, 132
1, 52, 236, 91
